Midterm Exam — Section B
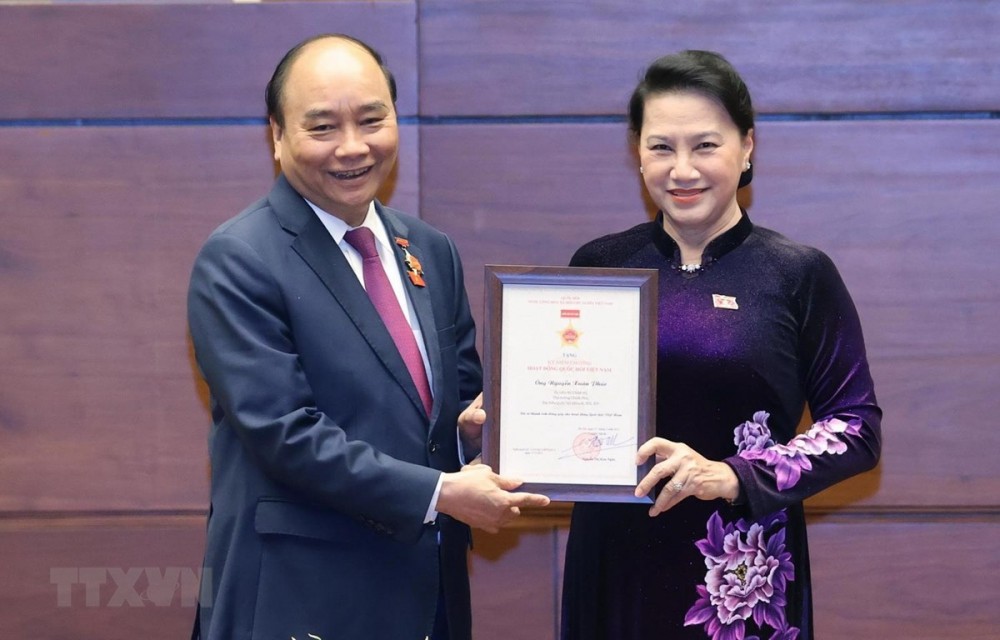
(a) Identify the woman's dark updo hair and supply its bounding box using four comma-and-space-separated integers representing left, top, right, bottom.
628, 50, 755, 187
628, 50, 754, 137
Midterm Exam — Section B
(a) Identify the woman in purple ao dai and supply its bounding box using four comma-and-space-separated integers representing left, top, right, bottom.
559, 50, 882, 640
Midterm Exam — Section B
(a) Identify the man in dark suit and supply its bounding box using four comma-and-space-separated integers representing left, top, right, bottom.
187, 34, 549, 640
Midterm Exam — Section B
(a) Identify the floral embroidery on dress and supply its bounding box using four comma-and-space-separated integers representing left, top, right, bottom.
735, 410, 863, 491
685, 511, 799, 640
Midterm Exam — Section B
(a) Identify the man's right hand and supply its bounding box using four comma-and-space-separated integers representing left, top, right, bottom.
436, 464, 550, 533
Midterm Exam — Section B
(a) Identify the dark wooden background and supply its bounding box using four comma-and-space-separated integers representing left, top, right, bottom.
1, 1, 998, 638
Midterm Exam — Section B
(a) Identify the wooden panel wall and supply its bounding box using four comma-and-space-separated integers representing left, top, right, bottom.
418, 0, 1000, 115
0, 3, 420, 118
1, 1, 998, 638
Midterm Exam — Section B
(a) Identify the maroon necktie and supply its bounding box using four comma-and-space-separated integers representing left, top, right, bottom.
344, 227, 433, 416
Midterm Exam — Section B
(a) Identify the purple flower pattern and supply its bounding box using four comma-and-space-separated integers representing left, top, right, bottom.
685, 511, 798, 640
682, 410, 864, 638
735, 411, 863, 491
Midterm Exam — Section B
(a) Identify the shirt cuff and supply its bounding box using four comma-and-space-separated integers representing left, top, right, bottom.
424, 472, 444, 524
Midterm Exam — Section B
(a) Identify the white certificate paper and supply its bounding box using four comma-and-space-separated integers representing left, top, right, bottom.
499, 283, 641, 485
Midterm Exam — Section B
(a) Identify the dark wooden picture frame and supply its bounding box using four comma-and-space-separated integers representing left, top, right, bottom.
481, 265, 658, 502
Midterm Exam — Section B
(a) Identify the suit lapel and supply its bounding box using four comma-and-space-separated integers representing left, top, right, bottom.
379, 206, 442, 425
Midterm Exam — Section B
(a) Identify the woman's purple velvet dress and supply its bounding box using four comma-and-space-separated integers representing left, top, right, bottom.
560, 213, 881, 640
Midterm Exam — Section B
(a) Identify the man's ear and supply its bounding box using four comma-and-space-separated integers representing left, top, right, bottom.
269, 117, 283, 162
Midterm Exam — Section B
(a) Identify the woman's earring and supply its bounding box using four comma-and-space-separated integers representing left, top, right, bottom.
744, 160, 752, 171
639, 166, 644, 174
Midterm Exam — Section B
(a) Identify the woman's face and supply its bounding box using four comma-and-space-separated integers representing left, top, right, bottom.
638, 90, 753, 239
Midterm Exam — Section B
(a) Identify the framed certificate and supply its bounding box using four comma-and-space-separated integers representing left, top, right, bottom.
481, 265, 658, 502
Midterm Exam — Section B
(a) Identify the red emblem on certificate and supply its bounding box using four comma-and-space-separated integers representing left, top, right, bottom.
559, 309, 582, 346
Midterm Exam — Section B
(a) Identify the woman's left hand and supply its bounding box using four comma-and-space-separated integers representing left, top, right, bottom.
634, 437, 741, 517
